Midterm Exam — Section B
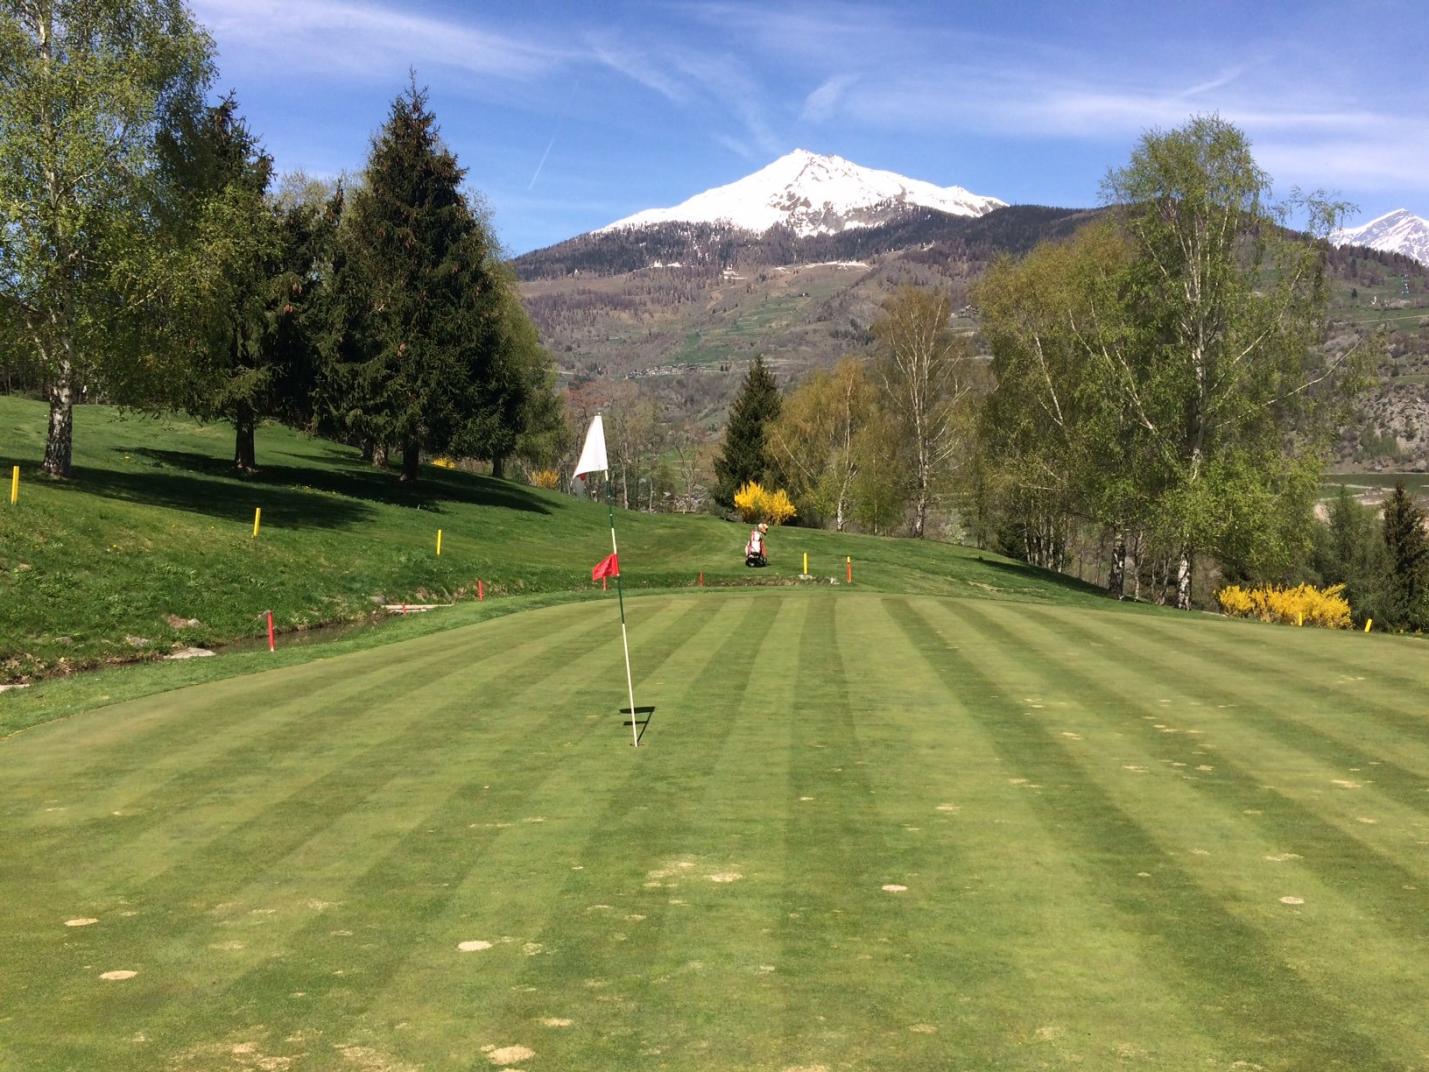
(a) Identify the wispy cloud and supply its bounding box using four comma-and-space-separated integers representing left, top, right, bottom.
191, 0, 566, 82
801, 74, 857, 123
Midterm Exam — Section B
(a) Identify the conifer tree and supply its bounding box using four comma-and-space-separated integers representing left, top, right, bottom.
1382, 483, 1428, 629
160, 98, 331, 469
326, 80, 511, 483
713, 355, 781, 508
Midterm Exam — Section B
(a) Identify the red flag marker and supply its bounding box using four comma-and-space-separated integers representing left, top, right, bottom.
266, 610, 276, 653
592, 552, 619, 580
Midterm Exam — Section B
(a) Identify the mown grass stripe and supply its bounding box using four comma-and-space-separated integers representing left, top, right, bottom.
1130, 614, 1429, 749
1048, 608, 1429, 813
885, 596, 1398, 1071
115, 595, 732, 1071
1006, 604, 1429, 890
354, 597, 783, 1072
846, 596, 1229, 1064
0, 601, 705, 1061
952, 600, 1429, 1008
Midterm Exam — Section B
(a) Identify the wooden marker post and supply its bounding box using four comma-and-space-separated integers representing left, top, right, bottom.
846, 556, 853, 584
252, 507, 262, 538
266, 610, 276, 653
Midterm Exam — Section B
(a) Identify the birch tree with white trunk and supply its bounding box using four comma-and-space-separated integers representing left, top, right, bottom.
872, 287, 984, 538
0, 0, 214, 476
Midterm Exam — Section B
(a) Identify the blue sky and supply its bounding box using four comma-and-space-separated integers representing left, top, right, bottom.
191, 0, 1429, 254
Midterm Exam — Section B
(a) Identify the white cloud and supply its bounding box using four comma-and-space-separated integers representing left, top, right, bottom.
801, 74, 857, 123
191, 0, 565, 82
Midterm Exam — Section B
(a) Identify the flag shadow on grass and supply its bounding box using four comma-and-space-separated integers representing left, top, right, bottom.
621, 705, 657, 745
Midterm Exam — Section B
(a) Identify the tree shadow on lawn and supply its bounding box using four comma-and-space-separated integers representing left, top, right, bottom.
976, 556, 1113, 601
49, 458, 376, 530
120, 447, 552, 518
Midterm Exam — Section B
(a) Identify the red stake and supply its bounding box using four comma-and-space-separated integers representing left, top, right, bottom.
477, 578, 484, 602
846, 557, 853, 584
266, 609, 276, 653
698, 571, 704, 587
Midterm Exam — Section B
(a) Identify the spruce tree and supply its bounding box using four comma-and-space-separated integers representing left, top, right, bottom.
326, 81, 511, 483
1382, 483, 1428, 629
713, 355, 781, 508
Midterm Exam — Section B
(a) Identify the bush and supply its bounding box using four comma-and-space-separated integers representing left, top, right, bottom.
529, 468, 561, 489
733, 480, 797, 525
1217, 582, 1352, 629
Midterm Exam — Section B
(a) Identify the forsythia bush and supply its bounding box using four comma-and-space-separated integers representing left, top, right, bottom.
733, 480, 798, 525
1217, 583, 1352, 629
530, 468, 561, 489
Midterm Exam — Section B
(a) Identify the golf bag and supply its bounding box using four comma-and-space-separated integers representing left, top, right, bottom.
745, 550, 768, 568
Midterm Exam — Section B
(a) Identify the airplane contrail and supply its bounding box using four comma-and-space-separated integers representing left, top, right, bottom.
528, 80, 578, 190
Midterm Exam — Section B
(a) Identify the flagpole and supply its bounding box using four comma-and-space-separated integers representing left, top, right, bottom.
605, 477, 640, 748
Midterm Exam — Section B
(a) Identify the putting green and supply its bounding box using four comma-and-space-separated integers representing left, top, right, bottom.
2, 590, 1427, 1070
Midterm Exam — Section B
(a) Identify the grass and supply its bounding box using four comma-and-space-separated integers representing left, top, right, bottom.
2, 589, 1427, 1070
1, 394, 1101, 680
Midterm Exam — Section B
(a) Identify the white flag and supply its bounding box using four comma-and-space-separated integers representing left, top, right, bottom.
572, 415, 608, 481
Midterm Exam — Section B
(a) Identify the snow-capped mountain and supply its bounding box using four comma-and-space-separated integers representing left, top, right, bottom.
1330, 208, 1429, 266
598, 149, 1005, 237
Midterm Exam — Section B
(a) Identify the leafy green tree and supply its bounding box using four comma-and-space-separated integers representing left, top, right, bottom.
1382, 484, 1428, 630
1101, 115, 1359, 608
976, 224, 1141, 579
871, 287, 985, 538
493, 279, 566, 478
713, 355, 781, 508
1311, 486, 1389, 626
767, 357, 877, 531
325, 82, 510, 484
0, 0, 215, 476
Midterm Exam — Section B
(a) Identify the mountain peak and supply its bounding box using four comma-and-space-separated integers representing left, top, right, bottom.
1331, 208, 1429, 266
597, 150, 1005, 237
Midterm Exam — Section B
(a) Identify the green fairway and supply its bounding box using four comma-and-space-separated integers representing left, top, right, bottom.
3, 590, 1427, 1070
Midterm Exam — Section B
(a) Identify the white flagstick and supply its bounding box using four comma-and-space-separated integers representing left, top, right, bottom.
608, 515, 639, 748
574, 415, 640, 748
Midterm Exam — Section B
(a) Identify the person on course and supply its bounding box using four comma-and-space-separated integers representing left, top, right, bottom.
745, 521, 769, 568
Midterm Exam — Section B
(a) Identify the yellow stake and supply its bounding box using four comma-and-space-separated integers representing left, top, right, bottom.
8, 465, 17, 505
803, 551, 808, 575
1365, 618, 1373, 633
436, 529, 443, 556
252, 507, 261, 538
1297, 612, 1303, 627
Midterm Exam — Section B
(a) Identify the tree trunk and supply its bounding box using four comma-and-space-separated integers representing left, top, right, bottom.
835, 497, 845, 533
42, 370, 74, 477
1175, 550, 1193, 610
371, 442, 389, 469
233, 401, 256, 471
361, 440, 374, 463
1108, 531, 1126, 598
491, 455, 505, 480
400, 442, 420, 483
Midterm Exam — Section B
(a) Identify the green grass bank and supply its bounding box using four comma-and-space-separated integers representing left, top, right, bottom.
1, 395, 1101, 681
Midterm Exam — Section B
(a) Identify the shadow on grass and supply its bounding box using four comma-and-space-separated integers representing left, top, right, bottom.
977, 556, 1111, 600
121, 447, 552, 517
49, 460, 376, 530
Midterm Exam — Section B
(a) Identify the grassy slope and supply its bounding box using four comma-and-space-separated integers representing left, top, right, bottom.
1, 590, 1426, 1070
0, 394, 1100, 682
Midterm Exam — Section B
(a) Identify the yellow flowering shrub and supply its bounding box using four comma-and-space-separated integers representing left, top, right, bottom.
733, 481, 798, 525
1216, 583, 1352, 629
530, 468, 561, 489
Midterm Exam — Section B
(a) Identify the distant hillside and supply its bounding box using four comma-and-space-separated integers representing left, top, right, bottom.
513, 202, 1429, 464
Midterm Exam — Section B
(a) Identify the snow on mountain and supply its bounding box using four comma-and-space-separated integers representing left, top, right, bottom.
597, 149, 1005, 237
1330, 208, 1429, 266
